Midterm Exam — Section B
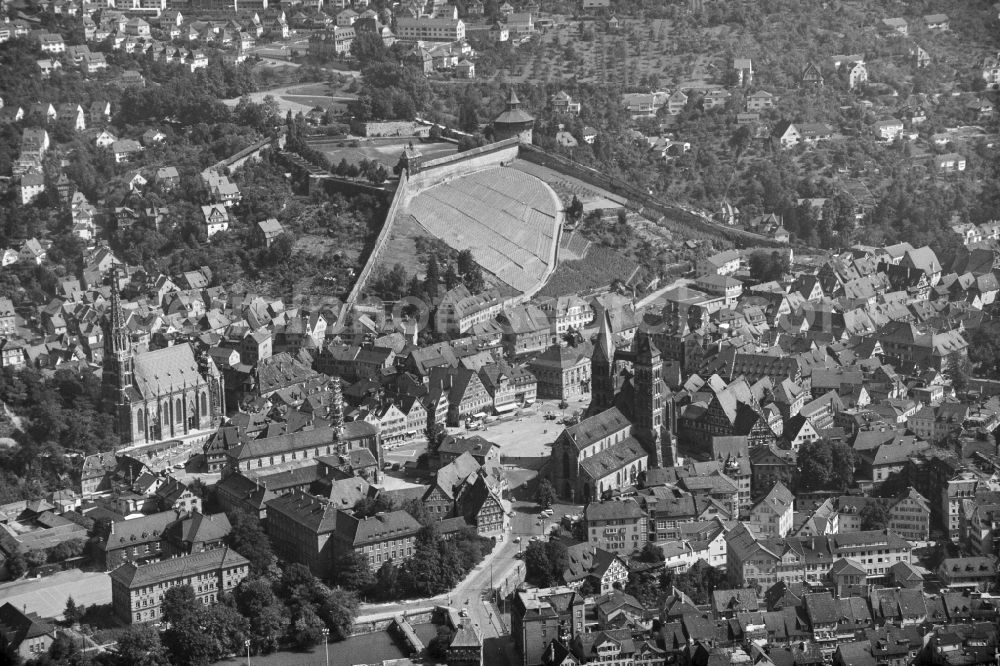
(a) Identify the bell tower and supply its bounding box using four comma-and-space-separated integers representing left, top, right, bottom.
631, 329, 664, 468
588, 310, 616, 416
102, 265, 134, 444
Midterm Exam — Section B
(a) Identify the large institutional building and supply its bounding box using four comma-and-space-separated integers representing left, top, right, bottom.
103, 273, 225, 447
550, 313, 677, 502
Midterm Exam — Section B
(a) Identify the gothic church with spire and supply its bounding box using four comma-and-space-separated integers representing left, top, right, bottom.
550, 310, 677, 502
103, 271, 224, 447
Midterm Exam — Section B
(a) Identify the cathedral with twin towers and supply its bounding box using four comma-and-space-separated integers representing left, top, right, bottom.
550, 312, 677, 502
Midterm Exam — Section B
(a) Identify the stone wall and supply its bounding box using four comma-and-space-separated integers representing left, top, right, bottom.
336, 170, 410, 329
211, 131, 287, 175
351, 120, 425, 137
519, 145, 786, 248
350, 608, 435, 635
406, 139, 520, 191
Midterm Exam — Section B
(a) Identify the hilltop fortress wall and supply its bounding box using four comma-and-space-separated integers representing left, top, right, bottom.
406, 138, 520, 191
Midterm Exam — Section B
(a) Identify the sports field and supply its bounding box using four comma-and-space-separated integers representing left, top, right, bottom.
0, 569, 111, 620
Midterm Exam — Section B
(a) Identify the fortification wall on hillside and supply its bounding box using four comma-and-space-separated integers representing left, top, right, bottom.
519, 144, 785, 248
350, 120, 426, 137
407, 139, 519, 190
340, 139, 525, 327
336, 170, 410, 329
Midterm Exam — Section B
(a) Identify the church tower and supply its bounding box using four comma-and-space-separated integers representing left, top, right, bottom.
102, 267, 133, 443
588, 310, 617, 416
631, 329, 664, 468
331, 375, 345, 439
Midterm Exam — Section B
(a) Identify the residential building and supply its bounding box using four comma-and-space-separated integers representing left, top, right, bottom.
923, 13, 949, 30
745, 91, 775, 111
0, 603, 55, 660
255, 218, 284, 247
698, 250, 742, 276
435, 286, 504, 335
498, 304, 551, 357
584, 499, 647, 554
201, 204, 230, 238
111, 139, 142, 163
882, 17, 908, 35
937, 556, 997, 591
551, 91, 581, 115
563, 544, 629, 594
19, 172, 45, 205
935, 153, 966, 173
511, 587, 586, 666
748, 481, 794, 538
726, 524, 913, 588
875, 119, 905, 141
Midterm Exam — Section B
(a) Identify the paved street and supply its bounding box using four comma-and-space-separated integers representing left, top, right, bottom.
355, 496, 581, 666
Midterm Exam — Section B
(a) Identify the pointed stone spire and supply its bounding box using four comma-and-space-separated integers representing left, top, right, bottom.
507, 88, 520, 109
331, 375, 344, 437
109, 263, 128, 332
594, 309, 614, 363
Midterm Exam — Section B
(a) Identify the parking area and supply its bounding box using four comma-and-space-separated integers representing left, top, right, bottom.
467, 394, 592, 458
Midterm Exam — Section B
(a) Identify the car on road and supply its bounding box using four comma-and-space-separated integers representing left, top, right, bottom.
530, 536, 541, 542
459, 609, 468, 618
513, 536, 521, 543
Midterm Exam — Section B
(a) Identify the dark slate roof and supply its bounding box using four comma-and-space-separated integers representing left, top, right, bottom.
0, 603, 53, 649
109, 547, 248, 588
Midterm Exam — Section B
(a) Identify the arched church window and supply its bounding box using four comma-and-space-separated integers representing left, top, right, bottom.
136, 409, 144, 431
201, 393, 208, 413
175, 398, 182, 421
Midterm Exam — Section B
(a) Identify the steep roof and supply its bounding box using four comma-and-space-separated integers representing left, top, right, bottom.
0, 603, 54, 649
334, 509, 421, 546
132, 343, 203, 398
166, 511, 231, 545
103, 510, 178, 551
753, 481, 794, 515
562, 407, 631, 452
579, 437, 647, 481
265, 490, 339, 534
109, 547, 248, 588
585, 498, 645, 522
